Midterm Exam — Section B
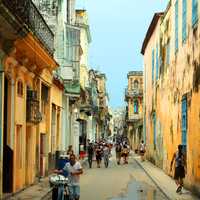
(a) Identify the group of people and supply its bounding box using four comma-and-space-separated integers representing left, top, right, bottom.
87, 141, 112, 168
53, 141, 187, 199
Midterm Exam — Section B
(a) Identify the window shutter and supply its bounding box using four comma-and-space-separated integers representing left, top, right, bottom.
192, 0, 198, 26
182, 0, 187, 42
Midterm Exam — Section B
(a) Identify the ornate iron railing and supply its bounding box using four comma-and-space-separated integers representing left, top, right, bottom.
125, 88, 143, 97
26, 90, 42, 124
2, 0, 54, 56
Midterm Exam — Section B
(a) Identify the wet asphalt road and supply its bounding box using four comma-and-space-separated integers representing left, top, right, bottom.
80, 154, 167, 200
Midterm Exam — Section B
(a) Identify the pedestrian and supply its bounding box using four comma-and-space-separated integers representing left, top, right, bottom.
115, 143, 122, 165
103, 144, 110, 168
87, 143, 94, 168
122, 142, 130, 164
170, 145, 186, 194
95, 145, 102, 168
139, 140, 146, 162
54, 154, 83, 200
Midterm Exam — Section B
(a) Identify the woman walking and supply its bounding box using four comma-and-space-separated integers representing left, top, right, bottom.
170, 145, 186, 194
103, 144, 110, 168
95, 145, 102, 168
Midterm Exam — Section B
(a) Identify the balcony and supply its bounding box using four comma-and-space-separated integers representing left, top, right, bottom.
2, 0, 54, 56
125, 88, 143, 100
26, 90, 42, 124
126, 114, 143, 124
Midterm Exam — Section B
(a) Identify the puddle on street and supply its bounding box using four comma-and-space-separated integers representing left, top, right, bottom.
109, 180, 167, 200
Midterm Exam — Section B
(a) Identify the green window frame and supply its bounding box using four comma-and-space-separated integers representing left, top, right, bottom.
175, 0, 179, 53
192, 0, 198, 27
152, 49, 155, 83
182, 0, 187, 42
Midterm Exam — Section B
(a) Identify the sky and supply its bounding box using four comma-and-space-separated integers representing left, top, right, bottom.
76, 0, 168, 109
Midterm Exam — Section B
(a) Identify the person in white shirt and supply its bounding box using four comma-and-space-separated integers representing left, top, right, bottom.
56, 154, 83, 200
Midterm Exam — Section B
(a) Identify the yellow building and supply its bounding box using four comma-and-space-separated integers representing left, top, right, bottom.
125, 71, 143, 150
0, 1, 62, 197
142, 0, 200, 194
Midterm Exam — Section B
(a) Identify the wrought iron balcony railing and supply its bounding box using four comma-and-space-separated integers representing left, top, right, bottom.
26, 90, 42, 124
2, 0, 54, 56
125, 88, 143, 98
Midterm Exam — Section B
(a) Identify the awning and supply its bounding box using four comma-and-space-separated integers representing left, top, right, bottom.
64, 81, 80, 95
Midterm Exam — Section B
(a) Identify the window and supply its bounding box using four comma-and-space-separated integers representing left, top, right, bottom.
134, 80, 139, 89
166, 40, 170, 65
134, 100, 138, 114
17, 80, 23, 97
41, 84, 49, 116
152, 49, 155, 83
192, 0, 198, 26
182, 0, 187, 42
175, 0, 179, 52
156, 44, 159, 80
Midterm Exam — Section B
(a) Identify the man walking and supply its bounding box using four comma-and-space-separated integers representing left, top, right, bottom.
170, 145, 186, 194
87, 143, 94, 168
103, 144, 110, 168
63, 154, 83, 200
115, 143, 122, 165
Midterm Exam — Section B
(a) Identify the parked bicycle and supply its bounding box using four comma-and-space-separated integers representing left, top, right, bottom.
49, 174, 69, 200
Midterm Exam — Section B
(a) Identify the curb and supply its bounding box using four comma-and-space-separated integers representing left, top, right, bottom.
134, 158, 172, 200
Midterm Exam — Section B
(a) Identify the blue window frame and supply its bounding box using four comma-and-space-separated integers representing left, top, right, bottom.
182, 0, 187, 42
156, 44, 159, 80
166, 41, 170, 65
152, 49, 155, 83
192, 0, 198, 26
182, 96, 187, 153
134, 100, 138, 114
175, 0, 179, 52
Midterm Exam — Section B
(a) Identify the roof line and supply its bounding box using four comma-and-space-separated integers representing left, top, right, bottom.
141, 12, 164, 55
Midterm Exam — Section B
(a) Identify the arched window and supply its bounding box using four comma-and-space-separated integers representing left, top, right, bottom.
17, 80, 23, 97
134, 100, 139, 114
134, 80, 139, 89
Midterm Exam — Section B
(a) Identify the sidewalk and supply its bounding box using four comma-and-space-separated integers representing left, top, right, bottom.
134, 156, 199, 200
4, 158, 88, 200
5, 178, 51, 200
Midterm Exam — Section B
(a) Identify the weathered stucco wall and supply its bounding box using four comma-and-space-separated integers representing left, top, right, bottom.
143, 0, 200, 194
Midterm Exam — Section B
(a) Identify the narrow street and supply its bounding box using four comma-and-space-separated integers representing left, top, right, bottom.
80, 153, 167, 200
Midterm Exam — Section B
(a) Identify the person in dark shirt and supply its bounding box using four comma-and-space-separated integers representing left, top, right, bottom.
87, 143, 94, 168
95, 145, 102, 168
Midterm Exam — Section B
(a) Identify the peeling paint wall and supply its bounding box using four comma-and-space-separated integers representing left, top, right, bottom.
143, 0, 200, 194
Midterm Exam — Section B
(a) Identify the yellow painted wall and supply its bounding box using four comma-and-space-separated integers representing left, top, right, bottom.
2, 31, 59, 193
143, 1, 200, 193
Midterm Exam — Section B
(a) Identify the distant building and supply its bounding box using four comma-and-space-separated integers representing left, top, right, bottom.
125, 71, 143, 150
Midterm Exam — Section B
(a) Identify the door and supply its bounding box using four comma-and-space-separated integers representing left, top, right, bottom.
15, 125, 23, 190
25, 126, 33, 185
181, 96, 187, 153
3, 77, 13, 193
40, 133, 46, 177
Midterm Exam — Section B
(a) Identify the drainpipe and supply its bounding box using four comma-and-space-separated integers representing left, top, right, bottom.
0, 50, 5, 199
